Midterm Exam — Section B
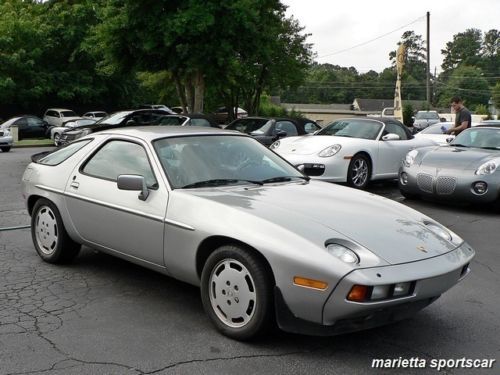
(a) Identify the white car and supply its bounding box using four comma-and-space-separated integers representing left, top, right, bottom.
414, 122, 455, 146
43, 108, 80, 127
50, 118, 96, 146
271, 117, 437, 189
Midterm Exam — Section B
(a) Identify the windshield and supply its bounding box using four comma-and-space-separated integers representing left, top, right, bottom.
96, 111, 133, 125
154, 135, 304, 188
415, 112, 439, 120
451, 128, 500, 149
226, 119, 271, 134
317, 119, 383, 140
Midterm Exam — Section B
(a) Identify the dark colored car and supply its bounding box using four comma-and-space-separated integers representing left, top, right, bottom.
0, 116, 50, 140
59, 109, 170, 146
154, 114, 221, 128
225, 117, 321, 146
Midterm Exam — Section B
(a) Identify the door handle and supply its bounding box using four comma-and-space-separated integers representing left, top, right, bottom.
70, 182, 79, 189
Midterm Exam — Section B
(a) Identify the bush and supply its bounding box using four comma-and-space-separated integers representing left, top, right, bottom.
403, 103, 414, 127
258, 95, 304, 118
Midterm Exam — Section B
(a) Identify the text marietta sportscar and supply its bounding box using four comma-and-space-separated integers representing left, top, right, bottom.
22, 126, 474, 340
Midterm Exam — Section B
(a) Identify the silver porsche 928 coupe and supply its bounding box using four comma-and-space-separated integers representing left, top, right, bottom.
399, 126, 500, 203
22, 126, 474, 340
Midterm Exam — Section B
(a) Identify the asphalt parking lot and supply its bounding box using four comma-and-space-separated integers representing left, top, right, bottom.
0, 147, 498, 375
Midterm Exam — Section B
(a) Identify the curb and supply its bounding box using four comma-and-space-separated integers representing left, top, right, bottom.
13, 143, 55, 148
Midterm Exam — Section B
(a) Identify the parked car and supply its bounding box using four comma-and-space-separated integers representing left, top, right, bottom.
412, 110, 442, 132
226, 117, 321, 146
43, 109, 80, 127
0, 125, 13, 152
399, 126, 500, 203
154, 114, 220, 128
22, 126, 474, 340
0, 115, 51, 140
82, 111, 108, 120
58, 109, 170, 146
414, 122, 455, 146
50, 118, 97, 146
477, 120, 500, 127
213, 106, 248, 124
270, 117, 437, 189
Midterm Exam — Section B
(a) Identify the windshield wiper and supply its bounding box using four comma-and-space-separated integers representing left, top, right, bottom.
260, 176, 310, 184
480, 147, 500, 150
181, 179, 263, 189
451, 144, 468, 147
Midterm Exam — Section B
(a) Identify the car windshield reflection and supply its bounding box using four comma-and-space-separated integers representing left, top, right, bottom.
451, 128, 500, 149
317, 119, 383, 140
153, 135, 305, 189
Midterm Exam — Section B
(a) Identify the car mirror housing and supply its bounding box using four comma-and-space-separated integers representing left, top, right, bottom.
382, 133, 400, 141
275, 129, 287, 138
117, 174, 149, 201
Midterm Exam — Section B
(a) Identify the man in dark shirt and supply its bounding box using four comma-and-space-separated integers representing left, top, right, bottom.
446, 96, 472, 135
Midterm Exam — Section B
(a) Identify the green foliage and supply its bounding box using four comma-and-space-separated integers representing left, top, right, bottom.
436, 66, 491, 108
258, 95, 288, 117
473, 104, 490, 118
492, 82, 500, 110
402, 103, 414, 127
441, 29, 483, 72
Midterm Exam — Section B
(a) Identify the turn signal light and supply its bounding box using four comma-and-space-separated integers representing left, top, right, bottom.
293, 276, 328, 290
347, 285, 369, 302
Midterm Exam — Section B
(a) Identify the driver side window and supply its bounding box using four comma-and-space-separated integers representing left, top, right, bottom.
384, 122, 408, 140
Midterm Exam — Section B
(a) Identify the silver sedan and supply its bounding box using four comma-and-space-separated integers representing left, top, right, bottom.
22, 126, 474, 340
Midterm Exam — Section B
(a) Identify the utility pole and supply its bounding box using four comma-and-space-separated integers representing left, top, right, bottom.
426, 11, 431, 107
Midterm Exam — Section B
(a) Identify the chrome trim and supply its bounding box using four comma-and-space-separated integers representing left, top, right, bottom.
64, 191, 164, 223
164, 219, 195, 231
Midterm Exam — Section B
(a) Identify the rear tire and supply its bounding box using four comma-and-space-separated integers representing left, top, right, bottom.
31, 198, 81, 263
1, 146, 11, 152
201, 245, 273, 340
347, 154, 371, 189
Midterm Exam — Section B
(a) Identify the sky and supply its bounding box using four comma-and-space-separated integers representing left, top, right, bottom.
282, 0, 499, 74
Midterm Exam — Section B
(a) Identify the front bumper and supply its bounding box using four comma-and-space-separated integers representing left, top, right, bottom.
275, 243, 474, 336
399, 165, 500, 203
0, 135, 13, 147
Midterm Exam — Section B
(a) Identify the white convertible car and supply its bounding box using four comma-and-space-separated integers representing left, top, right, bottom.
271, 117, 437, 189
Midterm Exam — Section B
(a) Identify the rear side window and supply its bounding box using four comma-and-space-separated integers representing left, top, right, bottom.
38, 139, 92, 166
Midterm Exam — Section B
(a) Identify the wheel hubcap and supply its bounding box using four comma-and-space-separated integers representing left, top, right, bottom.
35, 206, 58, 255
209, 259, 256, 328
351, 159, 368, 186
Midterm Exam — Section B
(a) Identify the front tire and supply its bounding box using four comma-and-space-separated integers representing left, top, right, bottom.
53, 133, 60, 146
201, 245, 273, 340
31, 198, 81, 263
0, 146, 11, 152
347, 154, 371, 189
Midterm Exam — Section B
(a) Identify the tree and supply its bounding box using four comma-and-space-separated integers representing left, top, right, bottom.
441, 28, 482, 72
89, 0, 312, 116
436, 65, 490, 108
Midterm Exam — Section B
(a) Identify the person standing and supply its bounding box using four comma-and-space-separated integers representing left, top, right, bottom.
446, 96, 471, 135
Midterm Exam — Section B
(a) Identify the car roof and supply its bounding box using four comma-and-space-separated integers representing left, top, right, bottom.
45, 108, 74, 112
96, 125, 244, 141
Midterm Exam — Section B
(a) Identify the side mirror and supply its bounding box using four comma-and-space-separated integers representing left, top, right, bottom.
275, 129, 287, 138
382, 133, 400, 141
440, 118, 446, 122
117, 174, 149, 201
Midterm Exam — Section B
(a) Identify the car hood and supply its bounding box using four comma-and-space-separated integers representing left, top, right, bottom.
276, 135, 373, 155
418, 146, 499, 170
180, 181, 459, 265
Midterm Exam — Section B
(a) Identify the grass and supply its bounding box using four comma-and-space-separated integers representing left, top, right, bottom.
14, 138, 54, 147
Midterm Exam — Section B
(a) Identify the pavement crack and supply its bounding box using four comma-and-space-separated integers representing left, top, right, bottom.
144, 351, 309, 373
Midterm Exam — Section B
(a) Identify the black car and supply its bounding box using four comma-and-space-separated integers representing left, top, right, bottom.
225, 117, 321, 146
154, 114, 220, 128
0, 115, 50, 140
59, 109, 170, 146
